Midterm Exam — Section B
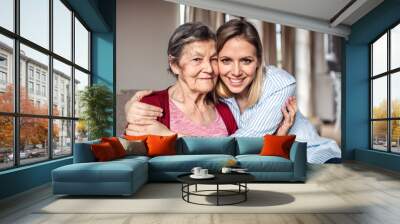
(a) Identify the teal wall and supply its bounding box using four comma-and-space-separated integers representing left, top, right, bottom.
0, 0, 116, 200
91, 0, 116, 136
0, 158, 72, 199
344, 0, 400, 170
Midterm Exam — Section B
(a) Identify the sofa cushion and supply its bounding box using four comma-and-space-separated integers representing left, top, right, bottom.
73, 140, 100, 163
53, 158, 148, 183
235, 137, 263, 155
91, 142, 118, 161
177, 137, 236, 155
236, 155, 293, 172
148, 154, 235, 172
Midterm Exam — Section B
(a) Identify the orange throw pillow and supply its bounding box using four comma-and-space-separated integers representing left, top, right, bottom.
260, 135, 296, 159
124, 135, 148, 141
91, 142, 117, 161
146, 134, 177, 157
101, 137, 127, 158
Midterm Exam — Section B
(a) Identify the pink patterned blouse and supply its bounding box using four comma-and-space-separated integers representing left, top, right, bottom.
169, 100, 229, 137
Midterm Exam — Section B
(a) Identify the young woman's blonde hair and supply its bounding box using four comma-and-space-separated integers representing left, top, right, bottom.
215, 19, 265, 108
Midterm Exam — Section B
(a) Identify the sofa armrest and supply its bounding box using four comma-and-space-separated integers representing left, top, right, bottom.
289, 141, 307, 181
73, 140, 100, 163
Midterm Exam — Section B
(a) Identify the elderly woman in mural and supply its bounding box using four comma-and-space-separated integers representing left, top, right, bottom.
125, 21, 296, 138
126, 19, 341, 164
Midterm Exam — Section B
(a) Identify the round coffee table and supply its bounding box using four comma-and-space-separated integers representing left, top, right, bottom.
177, 172, 255, 206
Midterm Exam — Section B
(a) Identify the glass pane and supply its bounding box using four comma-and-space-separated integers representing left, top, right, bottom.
0, 34, 14, 112
372, 33, 387, 76
74, 18, 89, 70
0, 116, 13, 170
75, 120, 88, 143
0, 0, 14, 31
20, 117, 49, 165
20, 44, 49, 115
53, 119, 72, 158
74, 69, 89, 118
391, 24, 400, 70
372, 77, 387, 119
391, 72, 400, 118
372, 121, 388, 151
20, 0, 49, 49
391, 120, 400, 153
53, 0, 72, 60
53, 59, 72, 117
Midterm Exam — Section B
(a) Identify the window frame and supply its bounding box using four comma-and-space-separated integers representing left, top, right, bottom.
0, 0, 92, 171
370, 20, 400, 154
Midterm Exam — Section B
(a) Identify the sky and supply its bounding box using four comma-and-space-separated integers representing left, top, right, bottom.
372, 30, 400, 111
0, 0, 89, 75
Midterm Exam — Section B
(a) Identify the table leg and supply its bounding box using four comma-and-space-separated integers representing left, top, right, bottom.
217, 184, 219, 206
195, 184, 197, 192
245, 183, 247, 201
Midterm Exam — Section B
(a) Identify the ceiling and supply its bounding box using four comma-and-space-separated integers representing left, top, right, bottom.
164, 0, 384, 37
225, 0, 353, 23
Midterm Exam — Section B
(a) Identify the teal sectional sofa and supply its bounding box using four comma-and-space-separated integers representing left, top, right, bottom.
52, 137, 307, 196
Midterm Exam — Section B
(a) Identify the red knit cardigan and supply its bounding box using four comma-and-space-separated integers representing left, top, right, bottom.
140, 89, 238, 135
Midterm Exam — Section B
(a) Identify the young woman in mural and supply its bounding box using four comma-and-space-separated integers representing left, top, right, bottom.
124, 22, 297, 138
126, 20, 341, 164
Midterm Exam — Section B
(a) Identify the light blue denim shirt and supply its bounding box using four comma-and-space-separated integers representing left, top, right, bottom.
222, 66, 341, 164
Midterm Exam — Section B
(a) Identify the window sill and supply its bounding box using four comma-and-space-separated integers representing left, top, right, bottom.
0, 156, 72, 176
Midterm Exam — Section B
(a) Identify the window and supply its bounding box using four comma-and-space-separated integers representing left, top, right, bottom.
371, 23, 400, 154
35, 70, 41, 81
28, 67, 34, 80
0, 54, 8, 86
0, 0, 14, 32
0, 71, 6, 85
0, 34, 13, 113
28, 81, 34, 94
75, 18, 89, 70
36, 83, 40, 95
53, 0, 72, 60
275, 24, 282, 68
20, 0, 49, 49
0, 55, 7, 67
42, 85, 46, 97
0, 0, 91, 170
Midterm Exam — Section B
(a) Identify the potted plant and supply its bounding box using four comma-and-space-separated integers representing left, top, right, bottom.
79, 84, 113, 140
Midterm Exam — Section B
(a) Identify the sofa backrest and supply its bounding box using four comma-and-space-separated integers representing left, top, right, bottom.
176, 137, 236, 155
235, 137, 264, 155
73, 139, 100, 163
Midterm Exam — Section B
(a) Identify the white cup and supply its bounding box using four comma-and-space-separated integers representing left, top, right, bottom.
221, 167, 232, 174
200, 169, 208, 176
191, 167, 202, 176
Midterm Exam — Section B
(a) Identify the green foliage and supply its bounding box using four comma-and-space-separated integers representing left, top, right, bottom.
372, 99, 400, 140
79, 84, 113, 140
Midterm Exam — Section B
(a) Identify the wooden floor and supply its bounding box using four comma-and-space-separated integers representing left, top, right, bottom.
1, 162, 400, 224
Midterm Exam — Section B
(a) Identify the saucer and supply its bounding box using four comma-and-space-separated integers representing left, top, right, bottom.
190, 174, 215, 179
